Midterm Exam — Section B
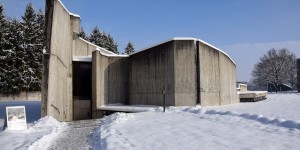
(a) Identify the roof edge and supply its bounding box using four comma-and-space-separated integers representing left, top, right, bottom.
132, 37, 235, 65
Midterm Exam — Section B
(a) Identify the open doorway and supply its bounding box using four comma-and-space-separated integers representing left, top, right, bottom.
73, 61, 92, 120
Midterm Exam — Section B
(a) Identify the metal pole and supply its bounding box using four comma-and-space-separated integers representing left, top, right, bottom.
163, 89, 166, 112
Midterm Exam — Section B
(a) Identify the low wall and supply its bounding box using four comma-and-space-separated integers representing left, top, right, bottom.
0, 92, 41, 101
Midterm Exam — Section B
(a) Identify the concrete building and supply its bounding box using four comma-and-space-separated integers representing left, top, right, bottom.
42, 0, 238, 121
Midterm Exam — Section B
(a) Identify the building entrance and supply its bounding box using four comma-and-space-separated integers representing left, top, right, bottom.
73, 61, 92, 120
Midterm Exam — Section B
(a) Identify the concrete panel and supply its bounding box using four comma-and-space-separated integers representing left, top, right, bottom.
74, 38, 88, 56
129, 41, 175, 106
47, 55, 69, 121
219, 52, 239, 105
173, 40, 197, 106
199, 42, 221, 106
92, 51, 128, 113
45, 0, 73, 121
107, 57, 128, 104
74, 38, 96, 56
51, 0, 72, 66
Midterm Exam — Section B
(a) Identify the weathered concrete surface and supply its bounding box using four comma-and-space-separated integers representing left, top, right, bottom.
45, 0, 74, 121
74, 38, 95, 56
199, 43, 221, 106
198, 41, 238, 106
43, 0, 84, 121
297, 58, 300, 93
44, 0, 239, 121
92, 51, 128, 118
129, 41, 175, 106
218, 52, 238, 105
173, 40, 197, 106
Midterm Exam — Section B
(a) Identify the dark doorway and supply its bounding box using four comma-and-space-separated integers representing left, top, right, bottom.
73, 61, 92, 120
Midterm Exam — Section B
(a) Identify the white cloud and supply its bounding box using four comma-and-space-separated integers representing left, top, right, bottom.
220, 41, 300, 82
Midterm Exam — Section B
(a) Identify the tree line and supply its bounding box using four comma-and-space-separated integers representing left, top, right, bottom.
79, 27, 135, 55
0, 3, 44, 95
251, 48, 297, 92
0, 3, 135, 95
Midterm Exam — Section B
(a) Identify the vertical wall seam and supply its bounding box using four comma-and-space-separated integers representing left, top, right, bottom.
196, 41, 200, 105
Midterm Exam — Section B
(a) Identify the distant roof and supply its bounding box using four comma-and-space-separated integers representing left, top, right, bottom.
132, 37, 235, 65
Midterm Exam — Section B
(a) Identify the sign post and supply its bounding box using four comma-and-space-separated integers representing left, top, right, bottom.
6, 106, 27, 130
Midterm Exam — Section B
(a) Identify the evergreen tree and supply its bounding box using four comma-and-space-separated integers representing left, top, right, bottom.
21, 3, 40, 91
89, 26, 119, 54
89, 26, 102, 47
5, 19, 25, 94
79, 27, 88, 40
107, 33, 118, 54
34, 9, 45, 91
100, 31, 109, 49
0, 3, 11, 94
125, 41, 135, 55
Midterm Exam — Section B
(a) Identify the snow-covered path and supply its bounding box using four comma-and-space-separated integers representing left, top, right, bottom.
47, 119, 101, 150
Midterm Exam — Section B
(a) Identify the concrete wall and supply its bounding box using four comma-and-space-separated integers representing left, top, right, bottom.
199, 42, 221, 106
198, 41, 238, 106
173, 40, 197, 106
218, 52, 238, 105
43, 0, 82, 121
74, 38, 95, 56
128, 39, 238, 107
0, 92, 41, 101
44, 1, 239, 121
92, 51, 128, 117
297, 58, 300, 92
129, 41, 175, 106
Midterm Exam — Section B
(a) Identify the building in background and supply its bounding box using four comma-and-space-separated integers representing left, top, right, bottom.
297, 58, 300, 93
42, 0, 238, 121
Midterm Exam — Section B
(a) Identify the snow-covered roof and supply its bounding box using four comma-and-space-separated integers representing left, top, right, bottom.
282, 83, 292, 89
78, 38, 128, 58
73, 56, 92, 62
131, 37, 235, 65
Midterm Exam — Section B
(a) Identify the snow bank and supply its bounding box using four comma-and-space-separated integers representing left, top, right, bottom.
207, 93, 300, 121
98, 94, 300, 149
28, 116, 67, 150
0, 116, 67, 150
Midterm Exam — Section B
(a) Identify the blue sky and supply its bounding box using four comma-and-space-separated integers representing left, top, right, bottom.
1, 0, 300, 82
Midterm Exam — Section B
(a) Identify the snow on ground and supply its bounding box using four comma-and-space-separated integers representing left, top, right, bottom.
1, 93, 300, 149
98, 106, 300, 150
0, 101, 67, 150
0, 116, 67, 150
206, 93, 300, 121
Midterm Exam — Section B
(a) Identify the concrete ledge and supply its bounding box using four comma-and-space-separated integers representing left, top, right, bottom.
238, 91, 267, 102
98, 105, 159, 113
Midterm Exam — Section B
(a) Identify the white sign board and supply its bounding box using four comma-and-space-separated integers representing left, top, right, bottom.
6, 106, 27, 130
